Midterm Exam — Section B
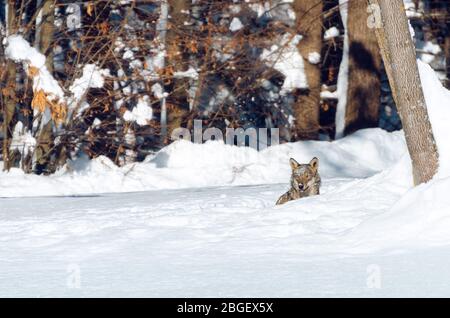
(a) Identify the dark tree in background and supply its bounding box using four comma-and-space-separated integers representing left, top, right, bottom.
1, 0, 17, 171
292, 0, 323, 140
166, 0, 191, 141
344, 0, 381, 135
34, 0, 56, 174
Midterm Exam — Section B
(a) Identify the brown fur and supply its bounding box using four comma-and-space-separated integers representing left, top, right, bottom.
276, 157, 321, 205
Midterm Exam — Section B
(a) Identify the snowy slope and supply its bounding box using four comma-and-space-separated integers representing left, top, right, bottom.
2, 186, 450, 297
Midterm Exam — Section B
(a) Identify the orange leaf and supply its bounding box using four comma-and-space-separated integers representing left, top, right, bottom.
27, 66, 39, 78
87, 3, 94, 17
31, 89, 47, 113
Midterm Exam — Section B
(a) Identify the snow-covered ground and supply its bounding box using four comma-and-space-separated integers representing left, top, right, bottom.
1, 61, 450, 297
2, 185, 450, 298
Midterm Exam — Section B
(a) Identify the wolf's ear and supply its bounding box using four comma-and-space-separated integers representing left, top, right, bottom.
309, 157, 319, 172
289, 158, 300, 170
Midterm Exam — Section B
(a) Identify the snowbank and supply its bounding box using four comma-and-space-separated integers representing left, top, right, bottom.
418, 61, 450, 177
338, 60, 450, 252
0, 128, 406, 197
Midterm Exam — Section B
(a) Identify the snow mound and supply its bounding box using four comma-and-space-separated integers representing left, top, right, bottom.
337, 60, 450, 252
418, 61, 450, 177
0, 129, 406, 197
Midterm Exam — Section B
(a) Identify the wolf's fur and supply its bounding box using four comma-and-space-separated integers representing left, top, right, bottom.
276, 157, 321, 205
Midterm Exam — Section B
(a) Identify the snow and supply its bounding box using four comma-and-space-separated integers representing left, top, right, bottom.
4, 184, 450, 297
408, 20, 415, 41
260, 34, 308, 95
2, 54, 450, 296
229, 17, 243, 32
417, 60, 450, 177
173, 67, 199, 80
66, 3, 82, 31
320, 90, 338, 99
5, 35, 65, 102
404, 0, 422, 18
4, 36, 111, 123
0, 128, 405, 197
10, 122, 36, 160
324, 26, 339, 40
92, 118, 102, 127
418, 41, 442, 64
69, 64, 110, 107
335, 60, 450, 254
247, 1, 270, 18
151, 83, 166, 99
246, 0, 295, 21
123, 95, 153, 126
5, 35, 46, 68
307, 52, 321, 65
123, 49, 134, 60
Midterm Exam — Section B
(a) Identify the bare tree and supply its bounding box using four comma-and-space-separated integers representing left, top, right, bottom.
34, 0, 56, 174
345, 0, 381, 135
166, 0, 191, 140
292, 0, 323, 140
370, 0, 439, 185
445, 10, 450, 90
2, 0, 17, 171
446, 35, 450, 89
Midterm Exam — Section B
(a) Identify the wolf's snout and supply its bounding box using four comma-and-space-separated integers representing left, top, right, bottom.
298, 183, 304, 190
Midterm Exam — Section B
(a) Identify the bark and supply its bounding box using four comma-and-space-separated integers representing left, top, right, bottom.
445, 30, 450, 90
34, 0, 55, 174
156, 0, 169, 144
292, 0, 323, 140
166, 0, 190, 139
39, 0, 54, 72
2, 1, 17, 171
344, 0, 381, 135
442, 1, 449, 88
370, 0, 439, 185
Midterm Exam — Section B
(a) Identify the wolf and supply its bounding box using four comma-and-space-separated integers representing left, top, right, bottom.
276, 157, 321, 205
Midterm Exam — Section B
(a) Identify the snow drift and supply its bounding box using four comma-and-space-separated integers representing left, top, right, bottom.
336, 60, 450, 252
0, 128, 406, 197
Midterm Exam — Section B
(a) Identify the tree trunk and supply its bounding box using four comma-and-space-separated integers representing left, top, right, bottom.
34, 0, 55, 174
344, 0, 381, 135
445, 23, 450, 89
156, 0, 169, 144
370, 0, 439, 185
39, 0, 54, 73
2, 0, 17, 171
446, 36, 450, 89
292, 0, 323, 140
166, 0, 190, 140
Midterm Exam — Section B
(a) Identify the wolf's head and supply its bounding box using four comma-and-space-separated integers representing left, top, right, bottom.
289, 157, 319, 192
